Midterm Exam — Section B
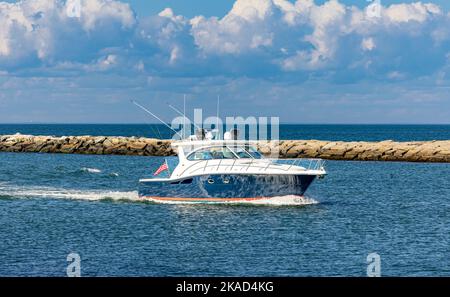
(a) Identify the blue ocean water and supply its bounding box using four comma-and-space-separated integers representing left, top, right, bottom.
0, 125, 450, 276
2, 124, 450, 141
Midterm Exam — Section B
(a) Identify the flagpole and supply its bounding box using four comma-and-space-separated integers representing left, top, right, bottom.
165, 158, 171, 177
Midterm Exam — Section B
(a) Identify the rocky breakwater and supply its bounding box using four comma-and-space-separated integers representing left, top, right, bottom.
258, 140, 450, 163
0, 134, 174, 156
1, 134, 450, 163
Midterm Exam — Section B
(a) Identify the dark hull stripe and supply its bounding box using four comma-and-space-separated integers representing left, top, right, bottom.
139, 174, 317, 199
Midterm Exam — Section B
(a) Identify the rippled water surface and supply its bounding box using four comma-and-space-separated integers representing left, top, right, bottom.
1, 124, 450, 276
1, 150, 449, 276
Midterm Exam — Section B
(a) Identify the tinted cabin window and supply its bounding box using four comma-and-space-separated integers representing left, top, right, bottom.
189, 150, 213, 160
187, 147, 236, 160
246, 146, 263, 159
231, 146, 253, 158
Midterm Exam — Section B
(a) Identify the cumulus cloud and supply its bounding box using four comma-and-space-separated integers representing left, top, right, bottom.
1, 0, 450, 82
189, 0, 276, 55
384, 2, 441, 23
0, 0, 135, 68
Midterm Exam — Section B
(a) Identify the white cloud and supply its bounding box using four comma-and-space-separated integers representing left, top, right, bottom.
169, 46, 180, 64
1, 0, 450, 82
190, 0, 282, 55
228, 0, 274, 21
188, 0, 448, 73
97, 54, 118, 70
158, 7, 184, 23
387, 71, 406, 80
0, 0, 135, 65
383, 3, 441, 23
81, 0, 135, 31
361, 37, 376, 51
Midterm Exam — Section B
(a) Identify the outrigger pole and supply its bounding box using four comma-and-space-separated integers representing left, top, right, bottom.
167, 103, 203, 131
131, 99, 183, 139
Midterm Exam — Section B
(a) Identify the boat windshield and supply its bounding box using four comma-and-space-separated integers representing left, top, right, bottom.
187, 146, 236, 160
245, 145, 263, 159
230, 146, 253, 159
186, 145, 263, 160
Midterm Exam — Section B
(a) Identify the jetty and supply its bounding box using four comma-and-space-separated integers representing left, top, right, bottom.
1, 134, 450, 163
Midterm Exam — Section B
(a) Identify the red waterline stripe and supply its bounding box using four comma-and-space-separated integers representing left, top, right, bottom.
141, 196, 269, 202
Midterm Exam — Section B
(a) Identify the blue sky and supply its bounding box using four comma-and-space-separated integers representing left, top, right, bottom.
123, 0, 450, 17
1, 0, 450, 123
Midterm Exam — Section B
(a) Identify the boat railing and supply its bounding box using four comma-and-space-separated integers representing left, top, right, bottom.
268, 158, 326, 171
180, 158, 325, 176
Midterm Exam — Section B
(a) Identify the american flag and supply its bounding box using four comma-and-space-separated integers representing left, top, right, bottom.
153, 161, 169, 176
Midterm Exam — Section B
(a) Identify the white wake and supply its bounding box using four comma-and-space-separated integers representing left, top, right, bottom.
80, 167, 102, 174
0, 183, 318, 206
144, 195, 318, 206
0, 184, 139, 202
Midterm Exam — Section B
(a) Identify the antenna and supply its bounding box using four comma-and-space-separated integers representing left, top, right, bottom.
216, 95, 220, 139
183, 94, 186, 139
131, 99, 183, 139
167, 103, 202, 131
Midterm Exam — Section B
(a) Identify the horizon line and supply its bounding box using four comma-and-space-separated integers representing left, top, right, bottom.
1, 122, 450, 125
